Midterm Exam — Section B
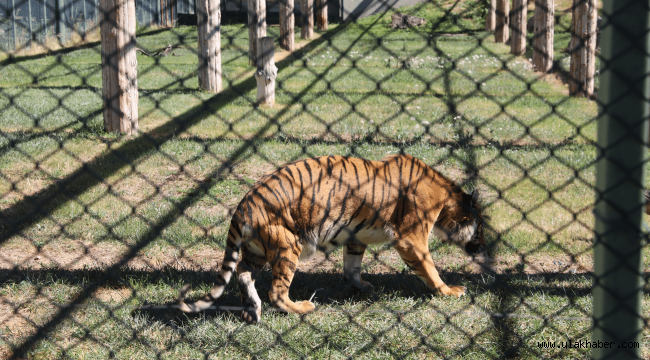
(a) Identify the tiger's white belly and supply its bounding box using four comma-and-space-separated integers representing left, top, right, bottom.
299, 220, 392, 260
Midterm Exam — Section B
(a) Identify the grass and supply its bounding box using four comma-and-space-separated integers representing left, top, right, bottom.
0, 0, 648, 358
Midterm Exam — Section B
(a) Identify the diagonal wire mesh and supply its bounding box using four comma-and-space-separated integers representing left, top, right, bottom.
0, 0, 648, 358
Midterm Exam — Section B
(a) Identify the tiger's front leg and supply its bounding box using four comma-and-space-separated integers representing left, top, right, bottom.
393, 238, 466, 297
343, 242, 374, 291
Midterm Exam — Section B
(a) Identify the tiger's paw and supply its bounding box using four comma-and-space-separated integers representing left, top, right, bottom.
294, 300, 316, 314
353, 280, 375, 292
440, 285, 466, 298
241, 307, 262, 324
344, 277, 375, 292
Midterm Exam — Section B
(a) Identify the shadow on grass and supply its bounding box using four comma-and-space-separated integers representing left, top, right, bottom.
0, 28, 175, 68
0, 265, 606, 328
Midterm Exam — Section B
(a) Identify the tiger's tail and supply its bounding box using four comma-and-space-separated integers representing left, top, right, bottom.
178, 218, 243, 313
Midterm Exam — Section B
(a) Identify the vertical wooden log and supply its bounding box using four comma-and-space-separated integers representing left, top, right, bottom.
279, 0, 294, 51
70, 0, 75, 37
495, 0, 509, 43
510, 0, 526, 54
255, 37, 277, 106
82, 0, 87, 35
532, 0, 554, 72
101, 0, 139, 134
485, 0, 496, 31
300, 0, 312, 39
248, 0, 266, 66
156, 0, 161, 25
568, 0, 597, 96
28, 0, 33, 49
197, 0, 222, 93
171, 0, 176, 26
94, 0, 99, 25
12, 0, 17, 51
43, 0, 47, 40
316, 0, 326, 31
60, 0, 68, 43
165, 0, 170, 26
162, 0, 166, 25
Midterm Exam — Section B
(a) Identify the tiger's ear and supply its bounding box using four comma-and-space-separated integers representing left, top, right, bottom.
470, 190, 479, 205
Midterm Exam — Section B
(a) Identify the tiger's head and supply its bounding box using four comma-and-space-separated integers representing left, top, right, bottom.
433, 189, 487, 256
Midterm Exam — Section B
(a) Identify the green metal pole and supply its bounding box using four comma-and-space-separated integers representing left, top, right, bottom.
593, 0, 649, 359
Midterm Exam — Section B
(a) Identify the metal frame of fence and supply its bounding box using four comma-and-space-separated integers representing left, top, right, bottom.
0, 0, 648, 358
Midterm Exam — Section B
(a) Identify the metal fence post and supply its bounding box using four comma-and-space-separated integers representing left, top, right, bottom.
592, 0, 649, 359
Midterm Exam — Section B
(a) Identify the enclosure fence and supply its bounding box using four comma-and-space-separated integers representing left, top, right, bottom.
0, 0, 648, 358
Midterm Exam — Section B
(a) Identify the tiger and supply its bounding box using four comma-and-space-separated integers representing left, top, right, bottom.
178, 154, 487, 323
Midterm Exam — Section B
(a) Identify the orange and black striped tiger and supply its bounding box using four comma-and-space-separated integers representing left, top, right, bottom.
178, 154, 487, 323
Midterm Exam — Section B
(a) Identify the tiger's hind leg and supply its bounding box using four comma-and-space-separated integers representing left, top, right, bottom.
237, 257, 264, 324
267, 227, 316, 314
343, 242, 374, 291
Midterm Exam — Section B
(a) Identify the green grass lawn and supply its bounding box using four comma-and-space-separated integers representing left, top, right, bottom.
0, 0, 648, 358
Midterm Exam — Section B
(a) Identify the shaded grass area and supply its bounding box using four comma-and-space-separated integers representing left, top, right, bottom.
2, 267, 623, 359
0, 0, 647, 358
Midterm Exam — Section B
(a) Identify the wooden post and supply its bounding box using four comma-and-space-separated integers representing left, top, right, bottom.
485, 0, 495, 31
101, 0, 139, 135
568, 0, 597, 96
248, 0, 266, 66
94, 0, 99, 25
510, 0, 526, 54
255, 37, 277, 106
316, 0, 326, 31
156, 0, 161, 25
197, 0, 222, 93
160, 0, 166, 26
28, 0, 33, 49
495, 0, 509, 43
532, 0, 554, 72
70, 0, 75, 37
43, 0, 47, 40
82, 0, 87, 33
300, 0, 312, 39
171, 0, 176, 26
12, 0, 17, 51
279, 0, 294, 51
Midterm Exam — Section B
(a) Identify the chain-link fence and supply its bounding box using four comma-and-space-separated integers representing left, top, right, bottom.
0, 0, 648, 358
